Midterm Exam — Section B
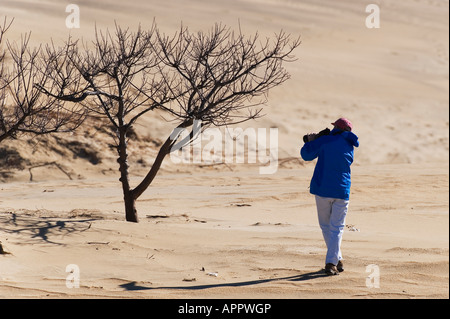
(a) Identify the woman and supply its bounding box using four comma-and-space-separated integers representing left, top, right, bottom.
301, 118, 359, 275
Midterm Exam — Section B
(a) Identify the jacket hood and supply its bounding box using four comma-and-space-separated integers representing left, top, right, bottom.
331, 128, 359, 147
342, 131, 359, 147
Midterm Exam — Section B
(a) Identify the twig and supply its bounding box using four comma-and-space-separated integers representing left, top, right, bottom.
28, 162, 73, 181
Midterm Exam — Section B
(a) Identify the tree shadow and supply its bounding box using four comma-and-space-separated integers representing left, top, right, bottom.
0, 211, 96, 246
119, 270, 328, 291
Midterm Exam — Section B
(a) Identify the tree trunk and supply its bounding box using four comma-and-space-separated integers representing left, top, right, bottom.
124, 190, 138, 223
117, 126, 138, 223
118, 120, 192, 222
132, 119, 193, 200
131, 135, 172, 200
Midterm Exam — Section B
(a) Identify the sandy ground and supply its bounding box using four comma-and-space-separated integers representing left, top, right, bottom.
0, 0, 449, 299
0, 163, 449, 298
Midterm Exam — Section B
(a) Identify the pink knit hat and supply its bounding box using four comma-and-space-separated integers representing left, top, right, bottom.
332, 118, 353, 131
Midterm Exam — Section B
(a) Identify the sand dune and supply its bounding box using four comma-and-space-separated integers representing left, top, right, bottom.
0, 163, 448, 298
0, 0, 448, 299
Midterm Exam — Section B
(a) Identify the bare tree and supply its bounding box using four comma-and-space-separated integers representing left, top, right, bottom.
38, 23, 181, 222
39, 22, 300, 223
154, 24, 300, 127
134, 24, 301, 198
0, 18, 85, 144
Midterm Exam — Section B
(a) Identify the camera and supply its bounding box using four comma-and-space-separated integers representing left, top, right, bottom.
303, 128, 331, 143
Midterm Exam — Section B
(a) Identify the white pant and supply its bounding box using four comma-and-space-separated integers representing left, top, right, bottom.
315, 195, 349, 265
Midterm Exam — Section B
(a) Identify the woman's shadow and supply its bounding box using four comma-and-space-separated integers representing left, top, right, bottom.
119, 270, 328, 291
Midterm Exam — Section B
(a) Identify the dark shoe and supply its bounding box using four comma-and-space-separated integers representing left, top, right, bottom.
325, 263, 339, 276
337, 260, 344, 272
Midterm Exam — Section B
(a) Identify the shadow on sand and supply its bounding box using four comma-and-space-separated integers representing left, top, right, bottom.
119, 270, 327, 291
0, 211, 96, 245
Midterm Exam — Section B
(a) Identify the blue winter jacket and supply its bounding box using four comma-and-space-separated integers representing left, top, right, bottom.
300, 128, 359, 200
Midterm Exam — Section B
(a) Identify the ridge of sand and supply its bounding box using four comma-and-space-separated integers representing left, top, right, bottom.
0, 0, 448, 299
